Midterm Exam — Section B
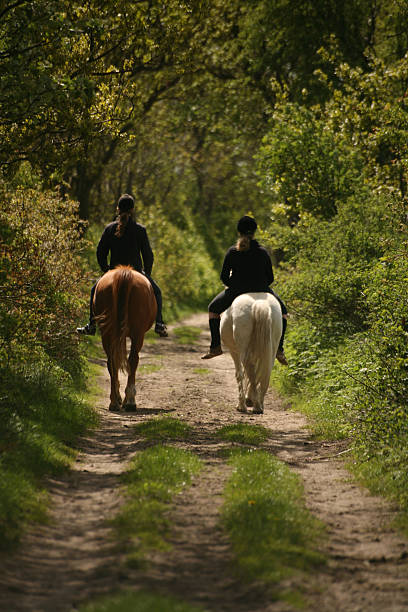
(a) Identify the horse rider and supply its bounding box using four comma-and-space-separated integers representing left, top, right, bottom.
76, 193, 168, 337
201, 215, 288, 364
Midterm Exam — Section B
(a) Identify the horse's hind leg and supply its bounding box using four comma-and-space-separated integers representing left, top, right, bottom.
107, 357, 122, 411
244, 364, 257, 408
102, 333, 121, 411
123, 339, 141, 411
245, 362, 263, 414
230, 350, 246, 413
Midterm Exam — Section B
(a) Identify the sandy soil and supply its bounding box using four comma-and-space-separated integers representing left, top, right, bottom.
0, 313, 407, 612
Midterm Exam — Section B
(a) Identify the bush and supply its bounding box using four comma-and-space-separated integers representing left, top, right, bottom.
257, 59, 408, 521
0, 184, 88, 379
0, 183, 97, 547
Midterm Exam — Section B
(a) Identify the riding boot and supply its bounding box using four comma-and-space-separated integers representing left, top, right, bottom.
279, 317, 287, 352
276, 317, 288, 365
201, 317, 222, 359
77, 283, 97, 335
210, 317, 221, 348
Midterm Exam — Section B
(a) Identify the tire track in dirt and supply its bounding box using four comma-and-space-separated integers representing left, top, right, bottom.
0, 313, 407, 611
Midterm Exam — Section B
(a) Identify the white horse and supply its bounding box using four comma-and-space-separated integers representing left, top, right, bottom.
220, 292, 282, 414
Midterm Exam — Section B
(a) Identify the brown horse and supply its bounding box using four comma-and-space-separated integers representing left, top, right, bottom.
93, 266, 157, 411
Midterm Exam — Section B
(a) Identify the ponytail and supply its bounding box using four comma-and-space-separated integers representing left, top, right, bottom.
115, 210, 132, 238
236, 234, 252, 251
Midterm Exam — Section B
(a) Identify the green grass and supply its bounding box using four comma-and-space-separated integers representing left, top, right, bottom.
134, 417, 193, 441
79, 589, 205, 612
0, 467, 49, 547
216, 423, 271, 446
350, 441, 408, 534
193, 367, 210, 375
172, 325, 202, 344
221, 450, 325, 599
138, 363, 162, 375
111, 445, 202, 566
0, 363, 98, 549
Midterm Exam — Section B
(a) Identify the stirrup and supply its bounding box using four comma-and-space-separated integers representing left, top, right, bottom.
276, 350, 288, 366
76, 322, 96, 336
201, 346, 222, 359
155, 322, 168, 337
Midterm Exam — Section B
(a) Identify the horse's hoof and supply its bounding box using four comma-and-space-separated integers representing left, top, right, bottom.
237, 406, 247, 413
253, 408, 263, 415
245, 397, 254, 407
109, 404, 121, 412
124, 403, 137, 412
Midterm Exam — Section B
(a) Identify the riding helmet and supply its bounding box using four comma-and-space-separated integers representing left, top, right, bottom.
117, 194, 135, 212
237, 215, 257, 235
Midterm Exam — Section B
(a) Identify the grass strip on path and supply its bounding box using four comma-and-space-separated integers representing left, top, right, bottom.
221, 447, 325, 602
133, 417, 193, 441
216, 423, 271, 446
111, 444, 201, 567
79, 589, 205, 612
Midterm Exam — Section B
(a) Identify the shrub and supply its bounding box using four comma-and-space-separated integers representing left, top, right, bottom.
0, 183, 96, 546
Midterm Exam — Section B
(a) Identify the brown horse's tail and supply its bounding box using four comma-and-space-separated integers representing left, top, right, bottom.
96, 267, 133, 373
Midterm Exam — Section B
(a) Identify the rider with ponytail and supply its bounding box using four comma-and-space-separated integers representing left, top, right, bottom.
77, 194, 168, 337
201, 215, 288, 364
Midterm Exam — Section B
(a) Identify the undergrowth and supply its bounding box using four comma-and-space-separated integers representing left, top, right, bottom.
0, 186, 98, 548
0, 361, 98, 549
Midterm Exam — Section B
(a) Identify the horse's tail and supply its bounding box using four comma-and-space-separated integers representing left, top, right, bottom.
243, 300, 275, 392
97, 268, 133, 373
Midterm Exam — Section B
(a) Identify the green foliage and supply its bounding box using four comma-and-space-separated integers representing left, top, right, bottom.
111, 446, 201, 566
351, 441, 408, 530
3, 0, 408, 547
0, 184, 97, 546
262, 54, 408, 522
134, 417, 193, 441
0, 185, 87, 379
279, 190, 386, 337
216, 423, 271, 446
221, 450, 325, 590
79, 590, 205, 612
257, 102, 363, 223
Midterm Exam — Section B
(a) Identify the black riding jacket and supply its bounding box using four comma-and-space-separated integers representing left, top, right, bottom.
220, 239, 274, 292
96, 219, 154, 275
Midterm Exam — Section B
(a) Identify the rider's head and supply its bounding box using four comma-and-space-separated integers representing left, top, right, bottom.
115, 194, 135, 238
236, 216, 257, 252
117, 194, 135, 213
237, 215, 257, 236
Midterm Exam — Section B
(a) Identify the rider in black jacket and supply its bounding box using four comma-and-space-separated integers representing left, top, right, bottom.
201, 215, 288, 364
77, 194, 168, 337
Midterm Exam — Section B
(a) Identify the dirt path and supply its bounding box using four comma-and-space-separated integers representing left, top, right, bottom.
0, 313, 407, 612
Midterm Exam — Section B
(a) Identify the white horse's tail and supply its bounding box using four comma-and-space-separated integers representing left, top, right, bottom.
242, 300, 274, 393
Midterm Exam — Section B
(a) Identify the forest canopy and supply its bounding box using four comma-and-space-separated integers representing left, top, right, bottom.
1, 0, 408, 541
